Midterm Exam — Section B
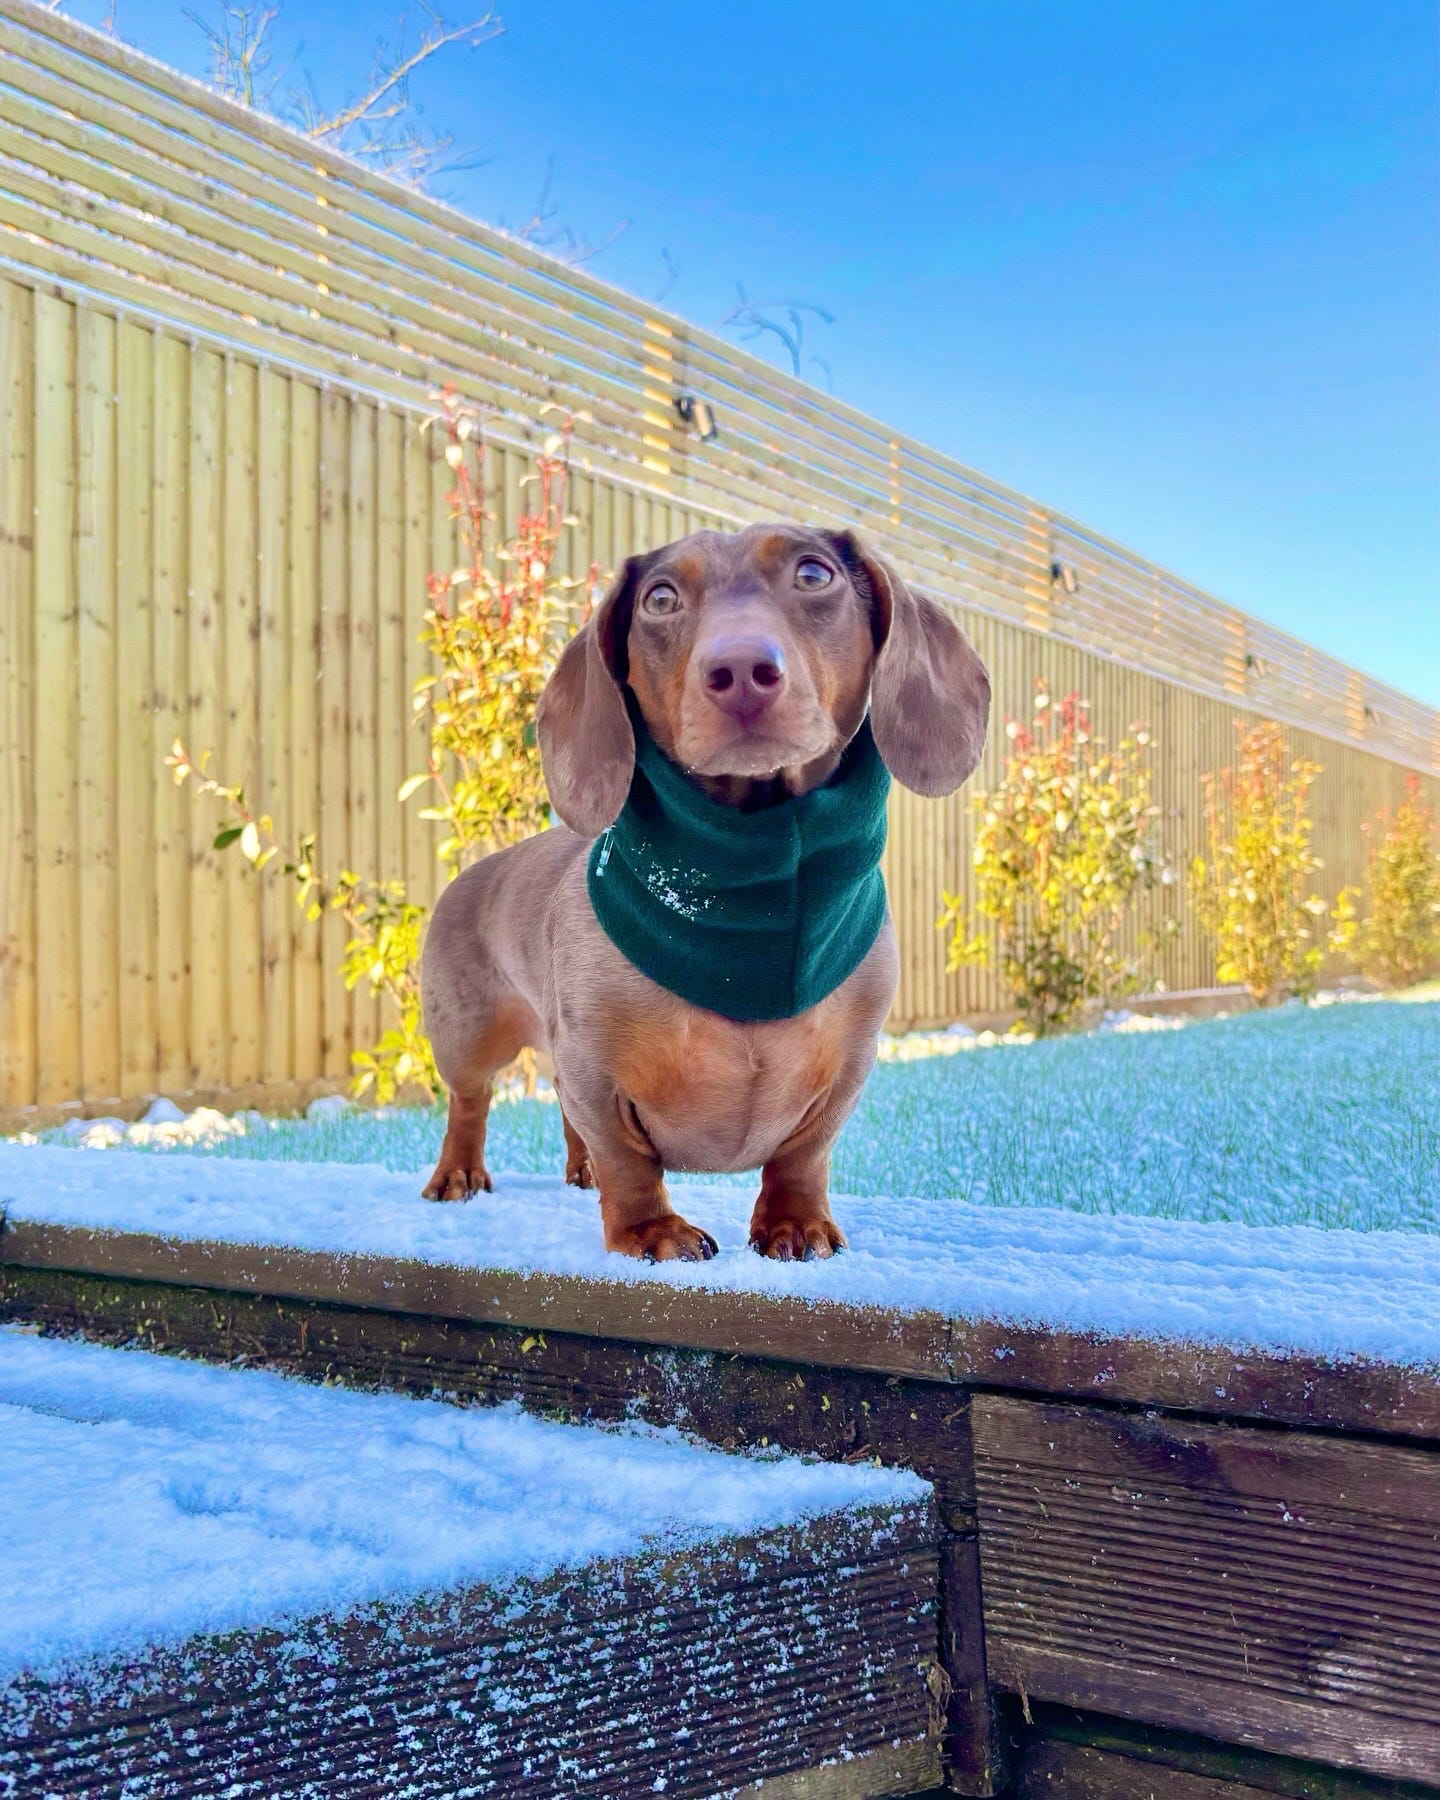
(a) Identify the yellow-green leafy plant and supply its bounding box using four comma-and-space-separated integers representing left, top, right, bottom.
1357, 775, 1440, 990
168, 388, 594, 1102
940, 685, 1173, 1034
1190, 719, 1354, 1004
406, 390, 592, 868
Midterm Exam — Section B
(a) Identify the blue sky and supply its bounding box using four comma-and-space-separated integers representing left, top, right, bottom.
92, 1, 1438, 701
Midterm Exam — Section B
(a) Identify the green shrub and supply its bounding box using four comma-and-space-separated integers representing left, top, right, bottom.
1190, 719, 1353, 1004
169, 390, 592, 1102
940, 685, 1172, 1034
406, 392, 592, 869
1357, 775, 1440, 990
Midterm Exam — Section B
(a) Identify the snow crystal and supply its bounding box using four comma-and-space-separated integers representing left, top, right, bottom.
0, 1328, 926, 1685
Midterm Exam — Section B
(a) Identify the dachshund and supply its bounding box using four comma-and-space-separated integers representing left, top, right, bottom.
419, 525, 989, 1260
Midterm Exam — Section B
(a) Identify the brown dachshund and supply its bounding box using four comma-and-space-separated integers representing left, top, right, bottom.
419, 525, 990, 1260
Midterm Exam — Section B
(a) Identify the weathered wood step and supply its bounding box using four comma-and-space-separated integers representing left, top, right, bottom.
3, 1147, 1439, 1437
971, 1396, 1440, 1787
0, 1330, 942, 1799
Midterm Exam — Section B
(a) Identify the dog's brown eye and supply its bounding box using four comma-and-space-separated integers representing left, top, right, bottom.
642, 581, 681, 616
795, 557, 834, 590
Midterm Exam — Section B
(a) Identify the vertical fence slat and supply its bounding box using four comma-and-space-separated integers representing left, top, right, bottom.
317, 385, 350, 1081
115, 315, 158, 1097
0, 278, 36, 1108
187, 345, 226, 1089
151, 332, 191, 1096
258, 362, 293, 1084
401, 413, 433, 905
223, 355, 262, 1087
376, 405, 405, 889
288, 377, 323, 1085
347, 396, 379, 1054
424, 421, 454, 916
152, 330, 190, 1097
32, 290, 82, 1104
76, 306, 119, 1099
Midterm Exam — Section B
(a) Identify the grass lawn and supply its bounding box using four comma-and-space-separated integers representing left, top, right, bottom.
40, 996, 1437, 1236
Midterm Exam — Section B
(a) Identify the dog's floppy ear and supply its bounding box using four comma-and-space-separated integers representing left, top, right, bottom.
537, 557, 642, 835
830, 529, 990, 796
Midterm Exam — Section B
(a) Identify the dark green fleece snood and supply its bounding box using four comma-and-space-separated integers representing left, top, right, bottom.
586, 707, 890, 1022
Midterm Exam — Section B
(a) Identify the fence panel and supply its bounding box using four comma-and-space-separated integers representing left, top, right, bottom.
0, 270, 1435, 1104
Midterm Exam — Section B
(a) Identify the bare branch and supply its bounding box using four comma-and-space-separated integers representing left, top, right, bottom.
720, 282, 836, 379
503, 157, 630, 266
653, 247, 684, 303
183, 1, 501, 186
183, 2, 281, 108
303, 3, 502, 158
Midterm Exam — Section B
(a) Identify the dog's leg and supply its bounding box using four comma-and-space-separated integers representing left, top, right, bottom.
424, 1086, 496, 1202
422, 998, 538, 1202
559, 1103, 595, 1189
577, 1112, 717, 1261
750, 1114, 846, 1261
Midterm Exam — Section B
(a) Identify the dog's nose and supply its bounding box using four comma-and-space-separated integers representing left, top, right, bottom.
699, 636, 788, 718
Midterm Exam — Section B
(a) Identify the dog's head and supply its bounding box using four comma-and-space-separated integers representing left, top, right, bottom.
537, 523, 991, 834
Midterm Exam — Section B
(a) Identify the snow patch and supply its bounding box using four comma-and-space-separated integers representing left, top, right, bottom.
0, 1328, 926, 1685
54, 1105, 251, 1152
2, 1144, 1438, 1371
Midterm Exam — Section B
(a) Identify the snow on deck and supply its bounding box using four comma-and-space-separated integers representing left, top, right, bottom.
3, 1144, 1438, 1371
0, 1327, 926, 1686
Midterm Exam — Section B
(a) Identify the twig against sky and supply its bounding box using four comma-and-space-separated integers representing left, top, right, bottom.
721, 282, 836, 384
182, 0, 501, 183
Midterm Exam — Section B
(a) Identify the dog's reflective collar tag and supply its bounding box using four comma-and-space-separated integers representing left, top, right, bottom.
594, 827, 615, 877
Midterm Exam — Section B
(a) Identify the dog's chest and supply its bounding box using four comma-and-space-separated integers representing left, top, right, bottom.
612, 1008, 848, 1173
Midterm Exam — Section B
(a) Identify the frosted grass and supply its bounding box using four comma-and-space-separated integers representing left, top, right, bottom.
25, 999, 1440, 1234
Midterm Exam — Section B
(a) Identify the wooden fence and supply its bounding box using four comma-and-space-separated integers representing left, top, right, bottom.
0, 0, 1437, 1116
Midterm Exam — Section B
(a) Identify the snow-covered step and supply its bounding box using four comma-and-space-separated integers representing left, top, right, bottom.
0, 1330, 941, 1800
2, 1143, 1437, 1433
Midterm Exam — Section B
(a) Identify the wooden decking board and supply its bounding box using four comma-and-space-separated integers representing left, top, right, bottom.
946, 1317, 1440, 1444
726, 1739, 948, 1797
1017, 1739, 1285, 1798
0, 1217, 955, 1379
0, 1262, 1008, 1794
1018, 1704, 1440, 1800
970, 1397, 1440, 1785
1011, 1736, 1421, 1798
1, 1497, 941, 1799
3, 1217, 1438, 1440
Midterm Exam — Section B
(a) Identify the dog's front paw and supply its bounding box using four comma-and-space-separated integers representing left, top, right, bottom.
609, 1214, 718, 1263
422, 1163, 493, 1202
749, 1214, 846, 1261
